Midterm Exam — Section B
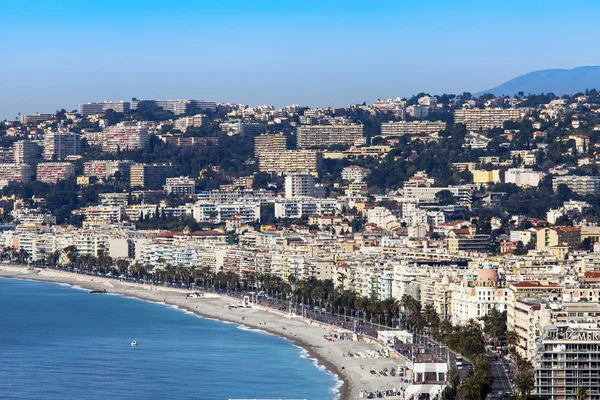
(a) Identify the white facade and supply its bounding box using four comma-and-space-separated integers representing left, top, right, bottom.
101, 122, 149, 153
43, 131, 81, 160
504, 168, 545, 188
285, 174, 315, 198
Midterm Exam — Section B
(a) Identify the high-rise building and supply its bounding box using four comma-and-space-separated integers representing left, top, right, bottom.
0, 163, 33, 184
380, 121, 446, 136
296, 124, 364, 149
173, 114, 208, 132
535, 324, 600, 400
130, 164, 171, 188
258, 150, 322, 177
43, 131, 81, 160
504, 168, 546, 188
254, 134, 287, 158
553, 175, 600, 195
79, 101, 131, 116
100, 122, 149, 153
13, 140, 39, 164
36, 162, 75, 183
21, 113, 53, 125
285, 174, 316, 198
453, 108, 525, 130
132, 99, 217, 115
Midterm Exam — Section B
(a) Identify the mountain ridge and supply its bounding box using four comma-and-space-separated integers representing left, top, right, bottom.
475, 66, 600, 96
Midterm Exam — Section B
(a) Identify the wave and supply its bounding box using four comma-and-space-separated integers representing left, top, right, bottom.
236, 325, 276, 336
294, 345, 342, 400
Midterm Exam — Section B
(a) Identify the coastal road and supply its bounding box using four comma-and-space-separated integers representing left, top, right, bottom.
489, 357, 512, 397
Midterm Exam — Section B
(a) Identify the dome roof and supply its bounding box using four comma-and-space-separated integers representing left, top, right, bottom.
441, 275, 450, 286
477, 267, 499, 284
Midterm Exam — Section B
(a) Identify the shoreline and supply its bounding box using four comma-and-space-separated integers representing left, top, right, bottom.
0, 266, 406, 400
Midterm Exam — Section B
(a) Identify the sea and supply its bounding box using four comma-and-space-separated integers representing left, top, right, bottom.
0, 278, 340, 400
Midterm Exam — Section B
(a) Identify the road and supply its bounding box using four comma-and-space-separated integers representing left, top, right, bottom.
490, 356, 512, 397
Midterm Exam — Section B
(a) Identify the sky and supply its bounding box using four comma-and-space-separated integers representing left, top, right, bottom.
1, 0, 599, 119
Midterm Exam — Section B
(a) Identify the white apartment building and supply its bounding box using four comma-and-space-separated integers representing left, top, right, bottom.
79, 101, 131, 116
174, 114, 208, 132
84, 206, 124, 224
13, 140, 39, 164
401, 185, 474, 205
505, 168, 546, 187
274, 199, 337, 219
341, 166, 371, 182
296, 124, 364, 149
454, 108, 525, 130
43, 131, 81, 160
101, 122, 149, 153
165, 177, 196, 195
367, 207, 398, 230
193, 202, 261, 224
36, 162, 75, 183
450, 263, 507, 325
380, 121, 446, 136
285, 174, 315, 198
0, 163, 33, 184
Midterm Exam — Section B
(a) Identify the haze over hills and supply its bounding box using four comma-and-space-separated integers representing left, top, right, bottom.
475, 66, 600, 97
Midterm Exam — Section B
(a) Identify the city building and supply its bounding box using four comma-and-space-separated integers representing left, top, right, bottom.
553, 175, 600, 195
83, 160, 135, 179
535, 324, 600, 400
130, 164, 171, 188
173, 114, 208, 132
100, 122, 149, 153
258, 150, 322, 177
453, 108, 524, 130
79, 101, 131, 116
296, 124, 364, 149
341, 166, 371, 182
380, 121, 446, 136
220, 121, 267, 135
536, 227, 581, 251
285, 174, 316, 198
13, 140, 39, 165
472, 169, 501, 184
274, 199, 337, 219
505, 168, 546, 188
165, 177, 196, 195
0, 163, 33, 184
43, 131, 81, 160
21, 113, 53, 125
36, 162, 75, 183
254, 134, 287, 158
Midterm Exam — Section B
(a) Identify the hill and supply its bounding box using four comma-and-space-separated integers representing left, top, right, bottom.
475, 66, 600, 97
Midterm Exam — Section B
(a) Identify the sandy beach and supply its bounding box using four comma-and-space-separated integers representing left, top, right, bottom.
0, 265, 408, 400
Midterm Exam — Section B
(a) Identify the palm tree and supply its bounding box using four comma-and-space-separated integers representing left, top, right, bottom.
447, 367, 461, 393
577, 387, 588, 400
458, 372, 481, 400
513, 360, 535, 400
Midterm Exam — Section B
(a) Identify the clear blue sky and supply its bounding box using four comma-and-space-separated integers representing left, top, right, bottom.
1, 0, 599, 119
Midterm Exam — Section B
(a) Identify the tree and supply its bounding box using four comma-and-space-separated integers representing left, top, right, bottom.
577, 387, 588, 400
482, 308, 507, 347
514, 359, 535, 399
459, 372, 481, 400
435, 189, 457, 206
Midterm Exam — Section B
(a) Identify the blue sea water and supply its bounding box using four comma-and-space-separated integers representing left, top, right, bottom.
0, 278, 340, 400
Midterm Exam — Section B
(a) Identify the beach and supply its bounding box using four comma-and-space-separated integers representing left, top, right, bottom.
0, 265, 408, 400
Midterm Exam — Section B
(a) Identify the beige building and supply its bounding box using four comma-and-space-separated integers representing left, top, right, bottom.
535, 227, 581, 251
454, 108, 524, 130
258, 150, 322, 176
130, 164, 171, 188
254, 134, 287, 158
472, 169, 501, 184
380, 121, 446, 136
296, 124, 363, 149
